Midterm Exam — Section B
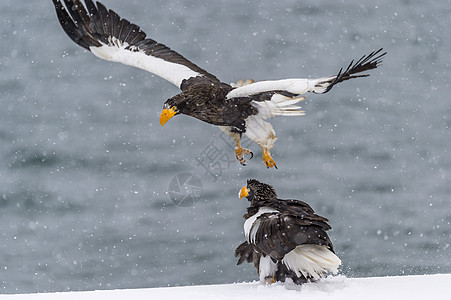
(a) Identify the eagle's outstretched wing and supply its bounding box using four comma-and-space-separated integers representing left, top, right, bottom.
226, 48, 386, 99
52, 0, 220, 90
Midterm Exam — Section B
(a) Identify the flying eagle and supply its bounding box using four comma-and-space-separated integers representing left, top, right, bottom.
235, 179, 341, 284
52, 0, 386, 168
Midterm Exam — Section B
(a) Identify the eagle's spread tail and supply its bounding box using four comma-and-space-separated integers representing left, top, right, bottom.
282, 244, 341, 281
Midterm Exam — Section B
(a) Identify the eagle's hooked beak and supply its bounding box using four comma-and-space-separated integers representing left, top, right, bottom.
239, 186, 249, 199
160, 106, 178, 127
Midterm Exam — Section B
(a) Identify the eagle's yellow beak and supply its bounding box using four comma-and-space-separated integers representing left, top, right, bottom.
239, 186, 249, 199
160, 106, 177, 127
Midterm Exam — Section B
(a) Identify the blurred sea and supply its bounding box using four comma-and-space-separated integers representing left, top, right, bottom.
1, 0, 450, 294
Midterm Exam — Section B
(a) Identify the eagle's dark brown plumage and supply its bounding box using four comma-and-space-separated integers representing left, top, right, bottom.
53, 0, 386, 168
236, 179, 341, 284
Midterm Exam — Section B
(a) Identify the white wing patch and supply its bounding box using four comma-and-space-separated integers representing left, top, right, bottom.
282, 244, 341, 280
244, 207, 279, 243
89, 39, 202, 88
226, 77, 336, 99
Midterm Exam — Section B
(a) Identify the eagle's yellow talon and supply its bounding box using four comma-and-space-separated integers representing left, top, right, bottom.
235, 146, 253, 166
262, 149, 277, 169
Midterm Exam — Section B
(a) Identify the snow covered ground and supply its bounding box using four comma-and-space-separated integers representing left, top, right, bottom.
1, 274, 450, 300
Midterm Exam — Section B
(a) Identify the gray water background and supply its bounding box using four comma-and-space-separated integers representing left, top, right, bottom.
1, 0, 450, 293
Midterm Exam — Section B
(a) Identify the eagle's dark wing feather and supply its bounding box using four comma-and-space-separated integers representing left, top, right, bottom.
235, 241, 255, 265
52, 0, 220, 89
246, 198, 322, 218
318, 48, 386, 94
253, 212, 333, 261
248, 199, 334, 261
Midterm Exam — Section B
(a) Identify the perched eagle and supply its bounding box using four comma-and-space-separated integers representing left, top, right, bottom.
235, 179, 341, 284
52, 0, 386, 168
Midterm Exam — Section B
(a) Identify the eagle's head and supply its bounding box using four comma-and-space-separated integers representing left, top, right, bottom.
159, 95, 185, 126
239, 179, 278, 202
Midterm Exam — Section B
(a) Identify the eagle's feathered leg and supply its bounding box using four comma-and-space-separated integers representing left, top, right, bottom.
243, 116, 278, 169
218, 126, 253, 166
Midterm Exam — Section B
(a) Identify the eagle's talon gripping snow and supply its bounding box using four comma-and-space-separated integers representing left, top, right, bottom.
52, 0, 386, 168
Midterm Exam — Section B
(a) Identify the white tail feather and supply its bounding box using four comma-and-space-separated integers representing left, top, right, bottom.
251, 94, 306, 119
282, 244, 341, 280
